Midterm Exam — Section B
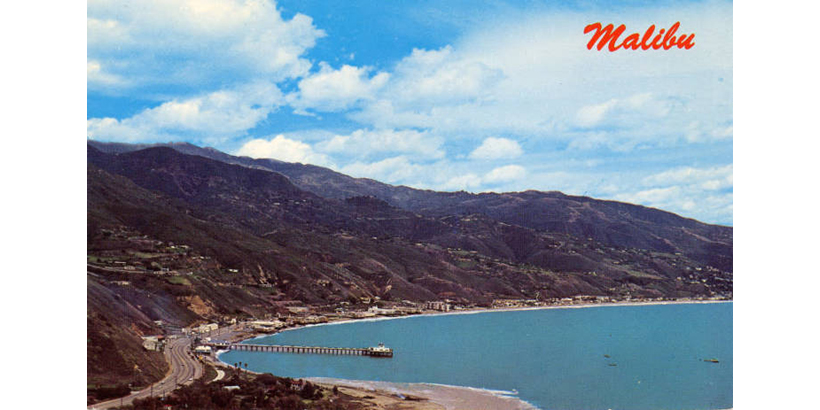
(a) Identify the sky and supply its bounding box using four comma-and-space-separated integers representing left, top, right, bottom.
86, 0, 733, 225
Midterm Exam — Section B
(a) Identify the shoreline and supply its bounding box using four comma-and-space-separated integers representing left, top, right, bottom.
214, 298, 731, 410
257, 298, 733, 337
308, 377, 538, 410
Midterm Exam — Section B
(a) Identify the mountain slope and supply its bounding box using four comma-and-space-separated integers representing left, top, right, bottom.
88, 141, 732, 272
87, 143, 732, 394
88, 144, 731, 299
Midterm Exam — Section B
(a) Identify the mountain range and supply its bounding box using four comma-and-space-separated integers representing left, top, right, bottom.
86, 140, 731, 388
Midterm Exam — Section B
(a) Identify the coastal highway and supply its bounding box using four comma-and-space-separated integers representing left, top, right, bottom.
89, 336, 203, 409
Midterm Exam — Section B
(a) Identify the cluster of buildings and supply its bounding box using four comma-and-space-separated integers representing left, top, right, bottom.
249, 319, 287, 332
492, 299, 539, 308
193, 345, 212, 356
142, 335, 165, 351
192, 323, 219, 334
424, 301, 452, 312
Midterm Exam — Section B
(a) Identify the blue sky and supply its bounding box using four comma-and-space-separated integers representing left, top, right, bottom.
87, 0, 732, 225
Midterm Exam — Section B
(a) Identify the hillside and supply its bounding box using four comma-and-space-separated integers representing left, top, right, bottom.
88, 141, 733, 272
86, 142, 732, 395
88, 144, 731, 297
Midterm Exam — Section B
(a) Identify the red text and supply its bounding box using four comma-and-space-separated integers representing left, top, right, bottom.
584, 22, 695, 51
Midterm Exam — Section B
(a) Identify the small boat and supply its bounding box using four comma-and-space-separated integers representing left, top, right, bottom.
608, 363, 617, 367
603, 354, 611, 358
703, 358, 719, 363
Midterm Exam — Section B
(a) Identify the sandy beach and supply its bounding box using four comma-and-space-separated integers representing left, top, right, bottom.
308, 378, 537, 410
210, 352, 537, 409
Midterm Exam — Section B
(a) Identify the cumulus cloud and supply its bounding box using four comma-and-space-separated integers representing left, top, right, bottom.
483, 165, 526, 184
575, 93, 680, 128
340, 156, 426, 184
615, 188, 732, 225
87, 82, 284, 143
386, 46, 504, 107
85, 1, 732, 225
87, 60, 126, 88
337, 152, 525, 193
439, 173, 483, 191
291, 63, 389, 112
611, 164, 733, 224
642, 164, 733, 191
684, 122, 734, 143
87, 0, 325, 90
235, 135, 333, 166
469, 137, 523, 160
349, 3, 732, 148
617, 186, 682, 205
317, 128, 444, 160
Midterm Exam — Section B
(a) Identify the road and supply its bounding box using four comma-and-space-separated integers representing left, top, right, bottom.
89, 336, 203, 409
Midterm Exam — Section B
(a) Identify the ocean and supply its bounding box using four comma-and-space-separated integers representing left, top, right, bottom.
219, 302, 732, 410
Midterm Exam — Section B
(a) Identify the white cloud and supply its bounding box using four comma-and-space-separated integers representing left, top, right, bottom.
386, 46, 504, 108
684, 121, 734, 143
483, 165, 526, 184
575, 93, 678, 128
643, 164, 733, 191
87, 82, 284, 143
235, 135, 333, 166
469, 137, 523, 160
615, 188, 732, 225
616, 186, 682, 205
610, 164, 734, 224
292, 63, 389, 112
337, 153, 525, 193
87, 60, 126, 88
340, 156, 425, 183
87, 0, 325, 90
84, 1, 733, 225
348, 3, 732, 148
439, 173, 483, 191
317, 128, 444, 160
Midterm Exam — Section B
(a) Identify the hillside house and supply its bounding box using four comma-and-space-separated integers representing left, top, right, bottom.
142, 336, 164, 351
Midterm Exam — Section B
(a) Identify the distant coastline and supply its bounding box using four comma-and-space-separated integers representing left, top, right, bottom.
221, 297, 732, 347
243, 298, 733, 341
215, 298, 731, 410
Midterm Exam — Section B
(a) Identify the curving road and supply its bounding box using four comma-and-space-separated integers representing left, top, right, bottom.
89, 336, 203, 409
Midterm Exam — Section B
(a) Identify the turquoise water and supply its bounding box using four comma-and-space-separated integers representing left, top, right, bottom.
220, 302, 732, 410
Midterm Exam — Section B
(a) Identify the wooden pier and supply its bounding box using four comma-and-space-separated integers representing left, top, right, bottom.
224, 343, 393, 357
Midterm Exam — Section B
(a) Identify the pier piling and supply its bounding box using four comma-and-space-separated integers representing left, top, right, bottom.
220, 343, 393, 357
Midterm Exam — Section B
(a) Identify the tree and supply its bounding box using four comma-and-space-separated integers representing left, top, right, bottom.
300, 381, 316, 399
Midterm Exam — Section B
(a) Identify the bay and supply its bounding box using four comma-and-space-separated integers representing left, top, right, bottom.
219, 302, 732, 410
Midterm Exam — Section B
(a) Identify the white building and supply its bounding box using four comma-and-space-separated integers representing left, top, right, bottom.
142, 336, 164, 351
367, 306, 397, 315
424, 301, 451, 312
193, 345, 212, 355
250, 320, 286, 332
195, 323, 219, 334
